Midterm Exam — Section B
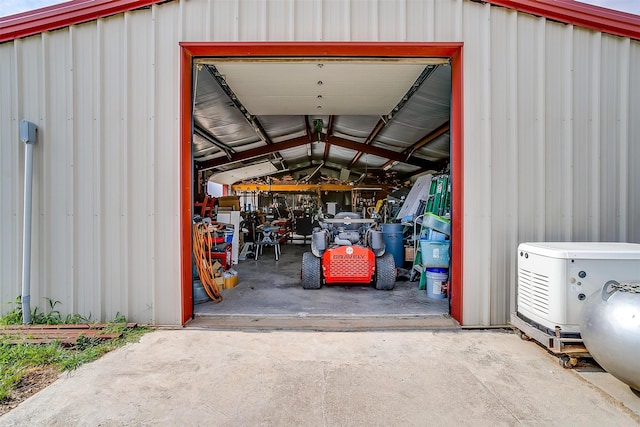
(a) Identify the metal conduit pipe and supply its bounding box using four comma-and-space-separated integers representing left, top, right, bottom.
20, 120, 37, 324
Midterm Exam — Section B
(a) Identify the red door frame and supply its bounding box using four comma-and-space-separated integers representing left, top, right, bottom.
179, 42, 464, 325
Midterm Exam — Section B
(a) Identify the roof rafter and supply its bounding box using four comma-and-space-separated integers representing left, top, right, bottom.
322, 115, 334, 162
198, 135, 312, 170
346, 118, 385, 169
197, 133, 445, 172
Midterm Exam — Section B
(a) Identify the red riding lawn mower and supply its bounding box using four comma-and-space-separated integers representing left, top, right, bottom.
301, 211, 396, 290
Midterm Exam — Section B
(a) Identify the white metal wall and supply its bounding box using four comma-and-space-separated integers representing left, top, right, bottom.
1, 0, 638, 325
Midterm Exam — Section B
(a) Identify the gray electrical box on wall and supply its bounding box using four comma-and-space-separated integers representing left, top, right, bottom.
20, 120, 37, 144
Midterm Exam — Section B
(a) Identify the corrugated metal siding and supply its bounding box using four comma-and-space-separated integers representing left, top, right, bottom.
461, 1, 492, 325
0, 42, 19, 312
1, 0, 638, 325
488, 6, 519, 326
0, 5, 183, 325
630, 41, 640, 245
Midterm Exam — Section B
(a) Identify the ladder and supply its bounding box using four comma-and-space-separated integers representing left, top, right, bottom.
425, 174, 450, 217
411, 174, 451, 289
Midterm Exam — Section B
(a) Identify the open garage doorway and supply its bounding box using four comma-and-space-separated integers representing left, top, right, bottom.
180, 43, 464, 327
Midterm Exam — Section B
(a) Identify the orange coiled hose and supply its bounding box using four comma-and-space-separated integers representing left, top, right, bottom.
192, 223, 223, 302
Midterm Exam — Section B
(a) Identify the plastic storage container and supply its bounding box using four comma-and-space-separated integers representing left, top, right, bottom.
423, 228, 446, 241
381, 223, 404, 267
426, 268, 448, 299
423, 213, 451, 236
192, 280, 210, 304
224, 227, 234, 243
420, 240, 450, 268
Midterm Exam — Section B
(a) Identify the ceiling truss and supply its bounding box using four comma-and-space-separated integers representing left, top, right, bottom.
192, 59, 452, 184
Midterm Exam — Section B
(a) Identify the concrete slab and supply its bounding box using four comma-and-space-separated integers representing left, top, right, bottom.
1, 329, 639, 426
195, 243, 449, 318
188, 314, 459, 331
575, 367, 640, 417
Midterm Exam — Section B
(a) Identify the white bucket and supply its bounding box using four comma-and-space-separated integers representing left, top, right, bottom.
426, 268, 448, 299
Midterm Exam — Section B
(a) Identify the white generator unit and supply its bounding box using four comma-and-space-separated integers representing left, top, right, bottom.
516, 242, 640, 337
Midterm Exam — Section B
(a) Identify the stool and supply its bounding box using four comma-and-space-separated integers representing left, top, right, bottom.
255, 226, 280, 261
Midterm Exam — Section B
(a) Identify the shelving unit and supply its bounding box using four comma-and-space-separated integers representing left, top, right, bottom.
231, 183, 383, 216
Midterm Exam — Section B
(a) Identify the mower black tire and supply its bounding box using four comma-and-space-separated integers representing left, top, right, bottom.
301, 252, 322, 289
375, 253, 396, 290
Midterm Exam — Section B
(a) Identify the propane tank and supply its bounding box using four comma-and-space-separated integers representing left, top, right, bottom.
579, 280, 640, 391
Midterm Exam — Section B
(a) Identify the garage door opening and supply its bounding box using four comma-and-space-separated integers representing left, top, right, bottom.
180, 43, 464, 327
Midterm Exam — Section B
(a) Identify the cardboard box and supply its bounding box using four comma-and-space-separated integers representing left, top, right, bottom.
217, 196, 240, 211
224, 274, 238, 289
405, 246, 415, 263
212, 260, 222, 272
214, 277, 225, 288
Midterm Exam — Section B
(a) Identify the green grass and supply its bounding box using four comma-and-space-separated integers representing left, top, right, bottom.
0, 298, 149, 402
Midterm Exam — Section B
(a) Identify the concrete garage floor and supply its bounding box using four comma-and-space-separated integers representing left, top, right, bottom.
192, 243, 455, 330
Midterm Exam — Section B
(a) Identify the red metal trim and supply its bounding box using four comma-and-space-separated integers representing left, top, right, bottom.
179, 42, 463, 58
180, 45, 193, 324
3, 0, 639, 44
449, 48, 464, 325
179, 42, 464, 325
0, 0, 164, 43
485, 0, 640, 40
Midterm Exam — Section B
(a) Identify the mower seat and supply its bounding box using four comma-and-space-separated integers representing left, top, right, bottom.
334, 212, 361, 231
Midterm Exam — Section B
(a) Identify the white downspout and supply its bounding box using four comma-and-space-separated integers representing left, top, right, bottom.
20, 120, 37, 324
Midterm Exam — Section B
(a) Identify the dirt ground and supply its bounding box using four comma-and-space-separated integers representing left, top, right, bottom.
0, 367, 59, 416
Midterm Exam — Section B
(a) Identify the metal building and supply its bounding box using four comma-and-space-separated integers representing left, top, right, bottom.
1, 0, 639, 326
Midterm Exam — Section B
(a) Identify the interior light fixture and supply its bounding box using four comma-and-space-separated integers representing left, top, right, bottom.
383, 161, 399, 171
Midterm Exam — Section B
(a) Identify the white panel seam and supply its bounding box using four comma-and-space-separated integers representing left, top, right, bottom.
536, 17, 545, 239
41, 33, 51, 302
96, 19, 105, 319
482, 0, 492, 326
618, 37, 630, 240
123, 12, 131, 318
150, 5, 158, 324
507, 6, 519, 317
591, 31, 601, 240
69, 26, 78, 315
234, 0, 240, 41
564, 24, 573, 240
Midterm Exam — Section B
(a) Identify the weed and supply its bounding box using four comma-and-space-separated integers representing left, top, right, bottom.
1, 296, 93, 326
0, 297, 24, 326
64, 313, 92, 324
0, 301, 150, 406
74, 335, 104, 351
0, 340, 66, 401
30, 298, 62, 325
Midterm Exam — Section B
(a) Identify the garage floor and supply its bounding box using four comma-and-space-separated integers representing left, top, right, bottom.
192, 242, 454, 330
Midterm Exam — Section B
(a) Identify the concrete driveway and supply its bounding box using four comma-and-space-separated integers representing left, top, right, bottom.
1, 328, 639, 426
